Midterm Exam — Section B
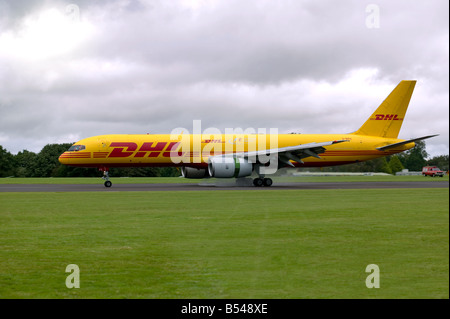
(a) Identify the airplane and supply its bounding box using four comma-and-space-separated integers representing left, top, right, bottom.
59, 80, 438, 187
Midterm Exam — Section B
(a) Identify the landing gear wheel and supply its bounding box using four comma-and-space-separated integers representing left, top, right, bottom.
263, 178, 273, 187
100, 167, 112, 187
253, 178, 264, 187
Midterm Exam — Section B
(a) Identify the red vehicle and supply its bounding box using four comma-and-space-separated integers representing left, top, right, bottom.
422, 166, 445, 177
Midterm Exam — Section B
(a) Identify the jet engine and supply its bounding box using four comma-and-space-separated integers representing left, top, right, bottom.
208, 156, 253, 178
181, 167, 209, 179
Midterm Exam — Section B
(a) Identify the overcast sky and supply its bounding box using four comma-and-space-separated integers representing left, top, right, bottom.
0, 0, 448, 158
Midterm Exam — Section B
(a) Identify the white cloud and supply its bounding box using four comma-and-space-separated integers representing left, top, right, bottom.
0, 7, 94, 61
0, 0, 448, 158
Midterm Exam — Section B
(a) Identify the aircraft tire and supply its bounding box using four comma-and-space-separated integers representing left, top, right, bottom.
104, 181, 112, 187
253, 178, 264, 187
263, 178, 273, 187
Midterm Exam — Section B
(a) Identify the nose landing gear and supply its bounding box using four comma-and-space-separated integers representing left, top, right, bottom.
99, 167, 112, 187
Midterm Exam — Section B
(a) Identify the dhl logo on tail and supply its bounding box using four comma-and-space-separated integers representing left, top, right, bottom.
370, 114, 403, 121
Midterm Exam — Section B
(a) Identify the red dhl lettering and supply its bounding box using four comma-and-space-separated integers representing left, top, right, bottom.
134, 142, 167, 157
108, 142, 181, 158
108, 142, 138, 157
370, 114, 402, 121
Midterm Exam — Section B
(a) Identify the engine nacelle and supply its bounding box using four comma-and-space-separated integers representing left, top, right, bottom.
181, 167, 209, 179
208, 157, 254, 178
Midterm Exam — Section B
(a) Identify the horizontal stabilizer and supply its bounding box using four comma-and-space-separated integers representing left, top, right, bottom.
376, 134, 439, 151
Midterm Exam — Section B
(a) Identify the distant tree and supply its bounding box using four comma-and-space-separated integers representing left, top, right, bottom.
426, 155, 449, 171
0, 145, 15, 177
397, 140, 428, 171
14, 150, 38, 177
111, 167, 160, 177
379, 157, 392, 174
35, 143, 99, 177
388, 156, 404, 175
54, 164, 99, 177
159, 167, 181, 177
17, 143, 182, 178
328, 157, 394, 173
404, 150, 427, 171
34, 143, 73, 177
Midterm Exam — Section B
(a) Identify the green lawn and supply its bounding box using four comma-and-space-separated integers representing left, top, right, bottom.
0, 188, 448, 298
0, 174, 448, 184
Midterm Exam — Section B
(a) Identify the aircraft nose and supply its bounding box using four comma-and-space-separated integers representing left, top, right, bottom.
58, 153, 68, 165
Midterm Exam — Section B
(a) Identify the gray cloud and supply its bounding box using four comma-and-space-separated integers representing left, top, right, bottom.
0, 0, 448, 157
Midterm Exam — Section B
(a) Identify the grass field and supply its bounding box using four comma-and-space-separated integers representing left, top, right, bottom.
0, 174, 448, 184
0, 185, 448, 298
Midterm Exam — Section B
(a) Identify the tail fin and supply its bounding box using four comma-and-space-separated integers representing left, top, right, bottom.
353, 80, 416, 138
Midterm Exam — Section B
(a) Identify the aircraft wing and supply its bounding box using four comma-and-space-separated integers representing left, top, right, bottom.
376, 134, 439, 151
230, 139, 349, 167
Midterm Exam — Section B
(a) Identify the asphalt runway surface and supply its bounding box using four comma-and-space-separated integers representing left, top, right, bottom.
0, 181, 448, 192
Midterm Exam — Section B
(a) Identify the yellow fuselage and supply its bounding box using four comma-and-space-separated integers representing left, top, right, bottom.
58, 133, 414, 169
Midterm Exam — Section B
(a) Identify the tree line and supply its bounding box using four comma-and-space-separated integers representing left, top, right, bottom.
0, 143, 179, 178
0, 141, 448, 178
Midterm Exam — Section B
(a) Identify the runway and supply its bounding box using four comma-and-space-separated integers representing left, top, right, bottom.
0, 181, 448, 192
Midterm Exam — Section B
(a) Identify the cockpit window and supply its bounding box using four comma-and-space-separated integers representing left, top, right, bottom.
68, 145, 86, 152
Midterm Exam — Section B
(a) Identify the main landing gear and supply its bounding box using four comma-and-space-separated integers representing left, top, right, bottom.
100, 167, 112, 187
252, 177, 273, 187
252, 165, 273, 187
